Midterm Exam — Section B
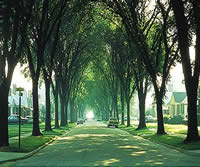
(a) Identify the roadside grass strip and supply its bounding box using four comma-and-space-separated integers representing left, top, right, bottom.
10, 136, 53, 153
8, 124, 34, 138
0, 123, 76, 153
119, 124, 200, 150
8, 123, 45, 138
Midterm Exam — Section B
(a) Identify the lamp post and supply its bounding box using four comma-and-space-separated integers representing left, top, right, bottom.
16, 87, 24, 149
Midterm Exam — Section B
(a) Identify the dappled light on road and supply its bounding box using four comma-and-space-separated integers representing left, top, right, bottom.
103, 158, 120, 166
16, 121, 200, 167
131, 151, 146, 156
57, 136, 75, 140
73, 134, 113, 138
119, 145, 140, 149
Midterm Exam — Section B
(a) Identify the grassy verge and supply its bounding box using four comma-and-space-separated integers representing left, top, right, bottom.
8, 123, 46, 138
8, 122, 77, 137
8, 124, 34, 138
119, 124, 200, 150
1, 123, 76, 153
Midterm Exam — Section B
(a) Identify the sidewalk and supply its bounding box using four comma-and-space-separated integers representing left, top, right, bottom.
0, 133, 32, 163
0, 127, 72, 164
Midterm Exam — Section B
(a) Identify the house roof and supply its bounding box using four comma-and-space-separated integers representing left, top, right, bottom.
173, 92, 187, 103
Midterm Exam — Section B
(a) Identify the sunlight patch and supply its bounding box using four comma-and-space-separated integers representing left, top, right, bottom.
103, 158, 120, 165
74, 134, 112, 138
145, 160, 154, 163
131, 151, 146, 156
119, 145, 140, 149
154, 162, 164, 165
57, 136, 75, 140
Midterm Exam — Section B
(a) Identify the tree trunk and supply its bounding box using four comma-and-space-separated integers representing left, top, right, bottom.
185, 85, 199, 142
54, 82, 59, 128
126, 99, 131, 127
137, 92, 147, 130
155, 91, 165, 134
120, 85, 125, 125
70, 101, 74, 123
109, 108, 112, 118
54, 94, 59, 128
44, 80, 52, 131
32, 79, 42, 136
60, 95, 66, 126
115, 78, 119, 121
0, 82, 9, 146
171, 0, 200, 142
65, 101, 68, 125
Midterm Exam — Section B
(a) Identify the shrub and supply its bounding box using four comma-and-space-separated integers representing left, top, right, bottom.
168, 115, 184, 124
163, 114, 170, 123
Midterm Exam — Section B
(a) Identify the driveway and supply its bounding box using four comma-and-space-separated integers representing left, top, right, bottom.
14, 120, 200, 166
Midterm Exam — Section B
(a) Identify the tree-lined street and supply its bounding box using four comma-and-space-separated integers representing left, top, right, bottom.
11, 120, 200, 167
1, 1, 200, 166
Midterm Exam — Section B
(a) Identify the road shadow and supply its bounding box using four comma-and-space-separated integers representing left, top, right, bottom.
16, 125, 199, 167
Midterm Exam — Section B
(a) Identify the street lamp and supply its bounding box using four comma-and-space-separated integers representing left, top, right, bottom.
16, 87, 24, 149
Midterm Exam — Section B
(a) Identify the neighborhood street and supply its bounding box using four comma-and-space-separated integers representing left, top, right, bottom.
8, 120, 200, 166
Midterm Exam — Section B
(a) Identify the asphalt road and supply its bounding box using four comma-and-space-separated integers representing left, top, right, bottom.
11, 120, 200, 166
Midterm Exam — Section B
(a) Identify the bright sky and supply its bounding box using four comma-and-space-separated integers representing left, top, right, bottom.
86, 111, 94, 119
11, 64, 32, 91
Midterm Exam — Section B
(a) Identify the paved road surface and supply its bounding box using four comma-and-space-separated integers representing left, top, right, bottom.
10, 120, 200, 166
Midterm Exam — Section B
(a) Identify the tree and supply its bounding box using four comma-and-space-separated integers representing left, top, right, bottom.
103, 0, 179, 134
0, 1, 33, 146
43, 14, 62, 131
134, 59, 150, 130
107, 28, 137, 127
55, 12, 92, 125
85, 70, 111, 121
171, 0, 200, 142
26, 0, 67, 135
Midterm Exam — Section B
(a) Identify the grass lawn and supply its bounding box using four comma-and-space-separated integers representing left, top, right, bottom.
1, 123, 76, 153
8, 122, 46, 138
9, 124, 34, 138
1, 136, 54, 153
8, 122, 72, 137
119, 123, 200, 150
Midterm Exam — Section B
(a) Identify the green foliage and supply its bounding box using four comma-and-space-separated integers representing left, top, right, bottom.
167, 115, 185, 124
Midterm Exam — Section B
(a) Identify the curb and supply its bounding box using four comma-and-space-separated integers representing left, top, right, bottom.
0, 136, 57, 164
119, 127, 200, 158
0, 127, 75, 164
142, 136, 200, 157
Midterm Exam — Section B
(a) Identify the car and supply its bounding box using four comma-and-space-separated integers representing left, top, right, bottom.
145, 115, 156, 123
107, 117, 118, 128
8, 115, 28, 124
25, 116, 42, 124
77, 119, 84, 125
